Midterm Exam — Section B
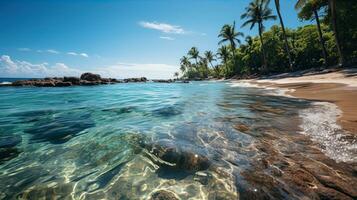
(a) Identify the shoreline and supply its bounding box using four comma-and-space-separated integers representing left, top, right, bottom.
235, 69, 357, 134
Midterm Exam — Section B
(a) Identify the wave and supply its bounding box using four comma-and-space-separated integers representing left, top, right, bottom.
299, 102, 357, 163
228, 81, 294, 97
0, 81, 12, 85
229, 80, 356, 163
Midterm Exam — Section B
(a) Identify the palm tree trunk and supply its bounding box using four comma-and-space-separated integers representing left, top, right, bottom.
275, 2, 293, 70
258, 23, 268, 71
314, 9, 329, 67
209, 62, 214, 69
329, 0, 345, 66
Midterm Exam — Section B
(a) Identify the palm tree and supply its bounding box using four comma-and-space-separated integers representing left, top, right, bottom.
217, 46, 230, 65
328, 0, 344, 66
297, 0, 344, 66
174, 72, 179, 80
296, 0, 329, 67
204, 51, 216, 68
217, 46, 230, 76
188, 47, 200, 65
218, 21, 244, 59
274, 0, 293, 70
241, 0, 277, 71
180, 56, 190, 73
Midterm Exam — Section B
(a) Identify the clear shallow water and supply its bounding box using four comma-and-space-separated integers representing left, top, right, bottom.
0, 82, 356, 199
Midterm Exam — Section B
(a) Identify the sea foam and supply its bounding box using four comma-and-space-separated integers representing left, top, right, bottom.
299, 102, 357, 163
229, 80, 356, 163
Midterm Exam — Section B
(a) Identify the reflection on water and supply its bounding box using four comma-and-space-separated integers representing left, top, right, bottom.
0, 82, 356, 200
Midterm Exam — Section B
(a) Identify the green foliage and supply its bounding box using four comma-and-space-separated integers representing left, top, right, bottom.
179, 0, 356, 79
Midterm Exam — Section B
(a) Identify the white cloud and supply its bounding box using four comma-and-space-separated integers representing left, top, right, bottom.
80, 53, 89, 58
0, 55, 81, 78
67, 52, 89, 58
0, 55, 178, 79
159, 36, 175, 40
18, 48, 31, 52
93, 62, 179, 79
139, 21, 185, 34
46, 49, 60, 54
67, 52, 78, 56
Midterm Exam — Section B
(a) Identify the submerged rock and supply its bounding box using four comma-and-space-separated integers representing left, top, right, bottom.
0, 135, 22, 164
25, 113, 95, 144
151, 190, 179, 200
152, 106, 182, 117
233, 124, 250, 132
145, 140, 210, 172
0, 135, 22, 149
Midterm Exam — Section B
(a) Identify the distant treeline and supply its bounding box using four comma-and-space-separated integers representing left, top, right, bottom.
178, 0, 356, 79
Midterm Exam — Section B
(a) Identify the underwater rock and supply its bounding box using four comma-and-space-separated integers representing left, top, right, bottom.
0, 148, 21, 164
0, 135, 22, 164
233, 124, 250, 132
12, 109, 56, 123
25, 113, 95, 144
145, 140, 210, 172
102, 106, 136, 114
151, 190, 179, 200
0, 135, 22, 149
152, 106, 182, 117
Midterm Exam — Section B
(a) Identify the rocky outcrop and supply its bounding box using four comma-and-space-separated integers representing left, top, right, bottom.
152, 79, 174, 83
80, 73, 101, 81
123, 77, 147, 83
6, 73, 150, 87
63, 77, 80, 85
8, 73, 127, 87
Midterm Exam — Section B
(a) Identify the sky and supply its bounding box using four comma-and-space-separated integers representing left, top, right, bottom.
0, 0, 309, 79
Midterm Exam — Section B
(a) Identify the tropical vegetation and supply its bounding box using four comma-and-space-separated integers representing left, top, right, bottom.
179, 0, 356, 79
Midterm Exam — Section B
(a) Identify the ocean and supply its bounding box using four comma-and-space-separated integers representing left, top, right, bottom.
0, 81, 355, 199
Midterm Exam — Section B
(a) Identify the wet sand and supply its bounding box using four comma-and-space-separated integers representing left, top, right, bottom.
250, 68, 357, 134
232, 70, 357, 199
270, 82, 357, 134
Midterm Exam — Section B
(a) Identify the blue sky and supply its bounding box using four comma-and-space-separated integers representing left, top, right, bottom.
0, 0, 308, 78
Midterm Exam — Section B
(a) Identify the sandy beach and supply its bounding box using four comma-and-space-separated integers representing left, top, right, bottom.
242, 68, 357, 134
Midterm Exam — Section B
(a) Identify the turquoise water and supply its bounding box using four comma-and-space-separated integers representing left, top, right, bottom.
0, 82, 354, 199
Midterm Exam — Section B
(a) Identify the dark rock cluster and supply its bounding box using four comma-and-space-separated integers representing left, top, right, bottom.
10, 73, 120, 87
0, 135, 22, 164
123, 77, 147, 83
2, 73, 190, 87
152, 79, 174, 83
